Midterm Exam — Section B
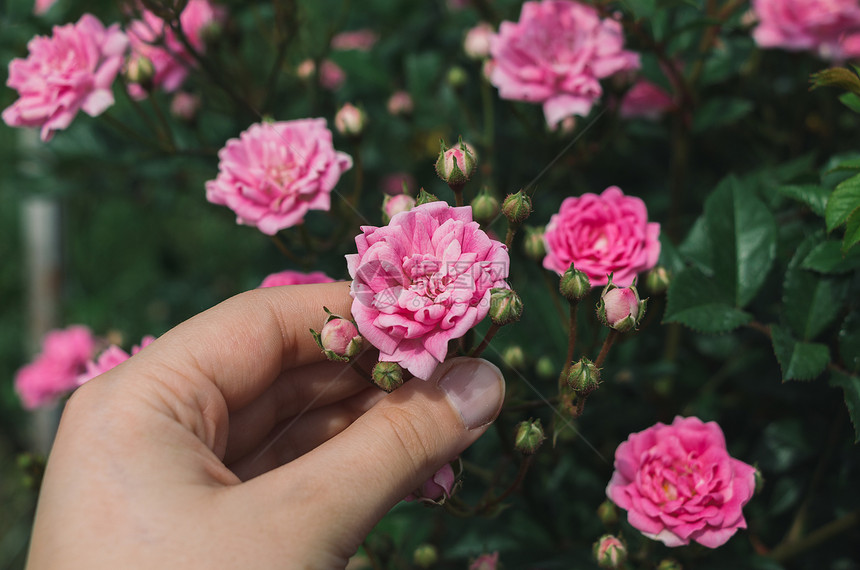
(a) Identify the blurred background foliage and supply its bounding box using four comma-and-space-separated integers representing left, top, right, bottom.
2, 0, 860, 568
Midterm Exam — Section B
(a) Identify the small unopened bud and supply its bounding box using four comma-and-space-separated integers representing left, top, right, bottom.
447, 65, 468, 89
469, 552, 499, 570
597, 500, 619, 526
502, 345, 525, 369
501, 190, 532, 225
125, 56, 154, 88
536, 356, 555, 379
489, 288, 523, 326
405, 462, 457, 503
464, 22, 494, 60
318, 317, 362, 359
567, 357, 600, 394
416, 187, 440, 205
523, 225, 546, 260
382, 193, 416, 223
413, 544, 439, 568
514, 419, 545, 454
387, 90, 414, 116
560, 264, 591, 302
656, 559, 683, 570
593, 535, 627, 569
597, 279, 647, 333
436, 138, 477, 186
372, 361, 404, 392
170, 92, 200, 121
471, 188, 500, 225
644, 266, 671, 295
334, 102, 367, 136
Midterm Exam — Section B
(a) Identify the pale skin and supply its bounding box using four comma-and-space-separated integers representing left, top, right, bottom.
26, 282, 506, 569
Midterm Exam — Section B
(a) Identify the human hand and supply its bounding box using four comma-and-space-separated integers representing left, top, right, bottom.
27, 282, 505, 569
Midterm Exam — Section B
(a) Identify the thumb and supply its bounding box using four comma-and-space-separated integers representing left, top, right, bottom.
257, 357, 504, 551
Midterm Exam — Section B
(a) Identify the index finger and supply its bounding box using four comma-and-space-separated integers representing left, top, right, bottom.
132, 281, 356, 411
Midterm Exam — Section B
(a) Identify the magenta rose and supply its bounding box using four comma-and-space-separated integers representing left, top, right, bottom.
206, 119, 353, 235
2, 14, 128, 142
15, 325, 96, 409
258, 270, 335, 288
489, 0, 640, 128
606, 416, 757, 548
543, 186, 660, 287
331, 29, 379, 52
752, 0, 860, 61
347, 202, 509, 379
77, 335, 155, 386
126, 0, 225, 97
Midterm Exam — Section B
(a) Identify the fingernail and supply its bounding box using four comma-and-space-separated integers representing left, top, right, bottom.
436, 357, 505, 430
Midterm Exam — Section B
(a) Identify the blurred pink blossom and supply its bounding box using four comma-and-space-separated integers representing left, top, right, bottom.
206, 119, 352, 235
15, 325, 96, 409
619, 79, 674, 120
126, 0, 225, 98
381, 172, 416, 195
33, 0, 57, 15
77, 336, 155, 386
296, 59, 346, 91
259, 270, 336, 288
751, 0, 860, 61
543, 186, 660, 287
347, 202, 509, 379
464, 22, 494, 60
606, 416, 757, 548
331, 29, 378, 51
382, 193, 416, 221
469, 552, 500, 570
489, 0, 640, 128
170, 91, 200, 120
2, 14, 128, 141
386, 90, 414, 116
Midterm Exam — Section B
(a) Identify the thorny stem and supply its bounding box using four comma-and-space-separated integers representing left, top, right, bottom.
504, 224, 519, 249
477, 455, 534, 514
450, 183, 465, 207
594, 330, 619, 368
470, 323, 501, 358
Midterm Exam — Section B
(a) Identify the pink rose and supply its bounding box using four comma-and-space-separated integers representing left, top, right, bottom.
469, 552, 499, 570
33, 0, 56, 15
2, 14, 128, 142
606, 416, 757, 548
751, 0, 860, 61
77, 336, 155, 386
464, 22, 494, 60
205, 119, 353, 235
331, 29, 379, 52
489, 0, 640, 128
170, 92, 201, 121
15, 325, 96, 409
619, 79, 674, 120
319, 317, 362, 358
382, 193, 416, 222
258, 270, 335, 288
543, 186, 660, 287
386, 90, 414, 116
405, 463, 456, 502
598, 283, 646, 332
126, 0, 225, 97
347, 202, 509, 379
334, 102, 367, 136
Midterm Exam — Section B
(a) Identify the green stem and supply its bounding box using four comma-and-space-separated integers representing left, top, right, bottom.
541, 270, 568, 332
477, 455, 534, 515
558, 301, 579, 389
470, 323, 500, 358
148, 96, 176, 151
769, 510, 860, 563
594, 330, 619, 368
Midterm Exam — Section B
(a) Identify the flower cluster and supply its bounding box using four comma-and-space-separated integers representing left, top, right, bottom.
14, 326, 96, 409
77, 336, 156, 386
751, 0, 860, 61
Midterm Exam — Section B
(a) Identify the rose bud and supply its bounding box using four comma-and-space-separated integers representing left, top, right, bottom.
471, 187, 500, 225
435, 138, 477, 186
560, 264, 591, 302
536, 356, 555, 379
523, 225, 547, 260
593, 535, 626, 569
387, 90, 414, 116
645, 265, 671, 295
469, 552, 499, 570
501, 190, 532, 225
464, 22, 494, 60
447, 65, 468, 89
514, 419, 545, 455
334, 102, 367, 136
597, 280, 647, 333
372, 361, 404, 392
489, 288, 523, 326
567, 357, 600, 394
502, 345, 526, 369
405, 462, 456, 503
317, 317, 362, 360
382, 193, 416, 223
413, 544, 439, 568
416, 187, 440, 205
125, 55, 155, 90
597, 499, 619, 526
170, 92, 200, 121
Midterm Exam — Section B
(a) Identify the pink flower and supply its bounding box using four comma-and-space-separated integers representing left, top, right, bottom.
205, 119, 353, 235
334, 102, 367, 136
489, 0, 640, 128
33, 0, 56, 15
464, 22, 494, 60
619, 79, 674, 120
126, 0, 225, 97
77, 336, 155, 386
347, 202, 509, 379
331, 29, 379, 52
170, 91, 200, 120
598, 283, 646, 332
606, 416, 757, 548
543, 186, 660, 287
319, 318, 362, 358
14, 325, 96, 409
405, 463, 456, 502
469, 552, 500, 570
320, 60, 346, 90
751, 0, 860, 61
386, 90, 414, 116
383, 193, 416, 222
381, 172, 416, 195
2, 14, 128, 142
258, 270, 335, 288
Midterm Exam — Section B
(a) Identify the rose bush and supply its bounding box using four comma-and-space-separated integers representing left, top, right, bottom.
751, 0, 860, 61
606, 416, 757, 548
347, 202, 509, 379
205, 118, 353, 235
543, 186, 660, 287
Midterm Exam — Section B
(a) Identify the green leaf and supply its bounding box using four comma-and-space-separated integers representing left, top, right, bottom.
843, 208, 860, 254
801, 239, 860, 274
771, 324, 830, 381
839, 92, 860, 113
825, 173, 860, 232
777, 184, 830, 217
783, 267, 848, 340
705, 176, 778, 307
692, 98, 754, 133
840, 312, 860, 373
678, 216, 713, 272
827, 157, 860, 174
829, 370, 860, 442
664, 266, 752, 333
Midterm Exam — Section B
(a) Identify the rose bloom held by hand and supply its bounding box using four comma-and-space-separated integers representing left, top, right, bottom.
606, 416, 757, 548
